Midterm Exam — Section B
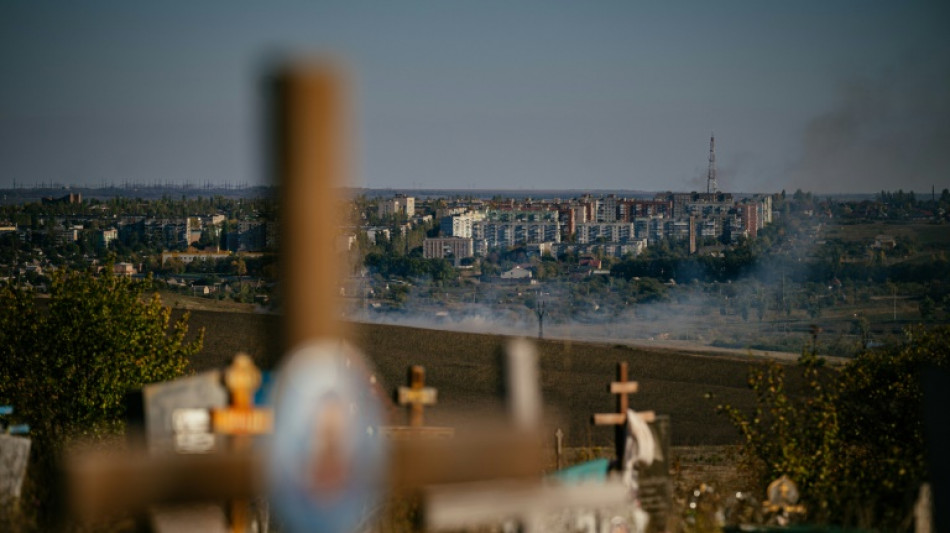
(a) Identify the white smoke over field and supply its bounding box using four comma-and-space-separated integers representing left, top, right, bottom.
348, 270, 817, 358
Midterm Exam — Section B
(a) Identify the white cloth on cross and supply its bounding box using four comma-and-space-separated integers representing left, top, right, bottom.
621, 408, 655, 492
621, 408, 655, 533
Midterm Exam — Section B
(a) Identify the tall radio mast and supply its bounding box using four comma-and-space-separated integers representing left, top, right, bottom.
706, 134, 718, 195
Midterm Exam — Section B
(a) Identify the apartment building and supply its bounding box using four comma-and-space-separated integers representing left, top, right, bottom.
423, 237, 474, 266
377, 195, 415, 218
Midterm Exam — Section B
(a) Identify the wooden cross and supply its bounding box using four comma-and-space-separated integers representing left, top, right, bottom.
399, 365, 437, 427
380, 365, 454, 440
211, 354, 273, 533
592, 362, 655, 465
67, 61, 543, 529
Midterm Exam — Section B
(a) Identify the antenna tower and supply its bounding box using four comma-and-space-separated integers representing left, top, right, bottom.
706, 134, 718, 195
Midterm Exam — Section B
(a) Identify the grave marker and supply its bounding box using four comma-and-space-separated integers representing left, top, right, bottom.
399, 365, 436, 427
638, 415, 673, 533
592, 362, 655, 465
0, 405, 30, 505
763, 474, 806, 526
0, 435, 31, 502
213, 354, 273, 533
138, 357, 271, 533
212, 354, 274, 438
380, 365, 454, 440
142, 371, 228, 455
591, 363, 674, 533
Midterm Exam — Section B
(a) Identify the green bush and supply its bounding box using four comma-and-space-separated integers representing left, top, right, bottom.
719, 325, 948, 530
0, 268, 203, 527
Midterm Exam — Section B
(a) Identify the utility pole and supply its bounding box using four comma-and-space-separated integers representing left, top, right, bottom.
535, 291, 546, 340
809, 324, 822, 354
893, 285, 897, 322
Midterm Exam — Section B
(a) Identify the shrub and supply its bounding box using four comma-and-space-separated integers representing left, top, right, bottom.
719, 325, 948, 529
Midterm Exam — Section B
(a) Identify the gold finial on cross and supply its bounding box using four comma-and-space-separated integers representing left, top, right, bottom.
225, 354, 261, 410
213, 354, 273, 533
213, 354, 273, 437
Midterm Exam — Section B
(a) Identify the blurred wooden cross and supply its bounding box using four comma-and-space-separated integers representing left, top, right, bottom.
592, 362, 655, 465
68, 60, 544, 531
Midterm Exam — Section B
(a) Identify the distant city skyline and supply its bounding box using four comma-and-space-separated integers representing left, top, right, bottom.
1, 1, 948, 194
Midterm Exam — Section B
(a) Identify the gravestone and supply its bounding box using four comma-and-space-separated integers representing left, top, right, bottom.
639, 415, 673, 533
142, 370, 229, 455
0, 405, 31, 506
0, 435, 31, 503
140, 370, 235, 533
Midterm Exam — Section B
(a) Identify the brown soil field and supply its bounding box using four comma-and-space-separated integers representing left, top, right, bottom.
177, 308, 788, 448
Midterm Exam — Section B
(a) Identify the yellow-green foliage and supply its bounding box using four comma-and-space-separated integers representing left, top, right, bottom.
0, 268, 203, 528
720, 325, 949, 530
0, 269, 202, 443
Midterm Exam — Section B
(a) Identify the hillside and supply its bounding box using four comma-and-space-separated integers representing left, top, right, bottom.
180, 308, 778, 447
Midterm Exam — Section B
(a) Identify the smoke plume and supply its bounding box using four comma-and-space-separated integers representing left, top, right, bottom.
787, 56, 950, 194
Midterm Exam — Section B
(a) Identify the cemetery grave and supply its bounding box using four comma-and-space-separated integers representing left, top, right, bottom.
379, 365, 454, 440
0, 406, 31, 510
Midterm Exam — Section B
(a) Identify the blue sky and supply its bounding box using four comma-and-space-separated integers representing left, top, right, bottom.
1, 1, 948, 193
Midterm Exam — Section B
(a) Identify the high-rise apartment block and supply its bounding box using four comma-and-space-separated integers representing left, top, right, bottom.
423, 237, 474, 266
377, 195, 415, 218
440, 211, 485, 238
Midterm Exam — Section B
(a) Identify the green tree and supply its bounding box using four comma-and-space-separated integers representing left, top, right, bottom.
0, 268, 203, 525
231, 257, 248, 277
719, 325, 949, 529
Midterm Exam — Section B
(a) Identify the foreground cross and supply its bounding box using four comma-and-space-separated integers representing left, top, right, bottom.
592, 362, 655, 466
68, 61, 541, 530
422, 340, 629, 532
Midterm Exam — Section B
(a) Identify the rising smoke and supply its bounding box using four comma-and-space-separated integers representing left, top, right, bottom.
350, 254, 816, 359
787, 56, 950, 194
